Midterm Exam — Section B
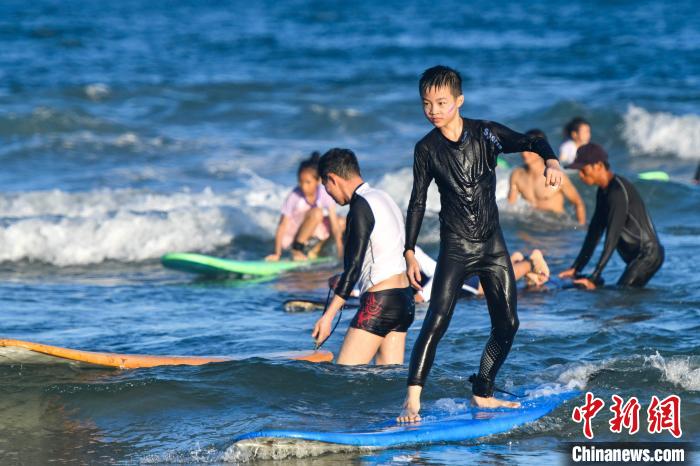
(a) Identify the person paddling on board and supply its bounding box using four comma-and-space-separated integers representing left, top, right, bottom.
398, 66, 564, 423
312, 148, 415, 365
334, 245, 551, 303
266, 152, 345, 262
415, 247, 551, 302
559, 143, 664, 289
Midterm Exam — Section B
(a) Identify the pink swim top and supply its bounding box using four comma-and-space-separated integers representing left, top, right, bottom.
279, 186, 335, 249
281, 186, 335, 224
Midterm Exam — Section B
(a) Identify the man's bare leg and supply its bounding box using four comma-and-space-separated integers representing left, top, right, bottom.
397, 385, 422, 423
336, 328, 383, 365
375, 331, 406, 365
511, 258, 532, 281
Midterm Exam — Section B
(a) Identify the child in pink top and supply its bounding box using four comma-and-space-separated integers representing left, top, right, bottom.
266, 152, 345, 261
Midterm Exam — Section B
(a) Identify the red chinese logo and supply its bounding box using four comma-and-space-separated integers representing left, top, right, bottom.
572, 393, 683, 439
647, 395, 682, 438
609, 394, 640, 435
572, 392, 605, 439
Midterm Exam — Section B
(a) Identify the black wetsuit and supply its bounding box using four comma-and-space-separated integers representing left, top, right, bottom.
571, 175, 663, 287
405, 117, 557, 397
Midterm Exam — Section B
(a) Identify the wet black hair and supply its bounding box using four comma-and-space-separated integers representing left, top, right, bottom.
525, 128, 548, 141
419, 65, 462, 98
564, 117, 590, 138
297, 151, 321, 178
318, 148, 361, 182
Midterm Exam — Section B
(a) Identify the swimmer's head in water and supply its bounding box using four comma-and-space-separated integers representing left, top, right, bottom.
319, 148, 362, 205
297, 151, 322, 197
419, 66, 464, 129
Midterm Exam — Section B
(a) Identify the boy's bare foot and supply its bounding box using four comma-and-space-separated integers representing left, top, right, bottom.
397, 399, 421, 423
525, 271, 548, 287
529, 249, 550, 277
397, 386, 422, 423
471, 394, 521, 409
291, 250, 308, 261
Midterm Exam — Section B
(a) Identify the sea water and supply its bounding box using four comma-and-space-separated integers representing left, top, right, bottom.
0, 0, 698, 464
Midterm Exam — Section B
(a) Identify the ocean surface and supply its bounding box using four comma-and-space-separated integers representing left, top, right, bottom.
0, 0, 698, 464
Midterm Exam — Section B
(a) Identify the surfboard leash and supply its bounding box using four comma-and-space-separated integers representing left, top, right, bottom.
314, 287, 343, 351
468, 374, 525, 399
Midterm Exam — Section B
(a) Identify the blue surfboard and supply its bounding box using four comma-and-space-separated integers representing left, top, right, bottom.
233, 389, 579, 449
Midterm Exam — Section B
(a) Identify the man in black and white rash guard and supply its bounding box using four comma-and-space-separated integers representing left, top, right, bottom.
312, 148, 415, 365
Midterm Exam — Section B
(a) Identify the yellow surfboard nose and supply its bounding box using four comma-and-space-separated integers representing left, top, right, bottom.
0, 338, 332, 369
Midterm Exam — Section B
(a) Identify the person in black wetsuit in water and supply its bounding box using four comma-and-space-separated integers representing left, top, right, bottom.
397, 66, 564, 423
559, 143, 664, 289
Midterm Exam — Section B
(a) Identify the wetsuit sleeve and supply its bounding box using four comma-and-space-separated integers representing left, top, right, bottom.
572, 189, 607, 272
589, 184, 628, 283
487, 121, 558, 161
405, 144, 433, 252
334, 196, 374, 299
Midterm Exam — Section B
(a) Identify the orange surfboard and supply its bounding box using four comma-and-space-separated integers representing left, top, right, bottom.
0, 338, 333, 369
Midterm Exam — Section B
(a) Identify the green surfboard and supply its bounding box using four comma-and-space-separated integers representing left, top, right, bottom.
162, 252, 333, 277
637, 170, 670, 182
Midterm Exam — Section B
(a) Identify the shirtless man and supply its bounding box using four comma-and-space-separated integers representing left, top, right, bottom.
508, 129, 586, 225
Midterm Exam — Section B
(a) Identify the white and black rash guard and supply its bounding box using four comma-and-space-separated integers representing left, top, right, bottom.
334, 183, 406, 298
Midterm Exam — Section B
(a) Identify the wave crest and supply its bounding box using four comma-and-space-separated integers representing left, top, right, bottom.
623, 105, 700, 160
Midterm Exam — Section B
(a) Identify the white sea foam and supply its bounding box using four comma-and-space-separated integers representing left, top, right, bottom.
224, 438, 367, 462
645, 352, 700, 392
0, 177, 288, 266
84, 83, 110, 101
622, 105, 700, 160
140, 445, 221, 463
434, 397, 469, 414
556, 361, 604, 390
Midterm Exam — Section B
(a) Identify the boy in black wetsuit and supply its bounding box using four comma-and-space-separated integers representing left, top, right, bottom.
398, 66, 564, 422
559, 143, 664, 289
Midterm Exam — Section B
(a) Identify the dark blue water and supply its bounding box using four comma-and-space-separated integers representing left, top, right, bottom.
0, 0, 698, 464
